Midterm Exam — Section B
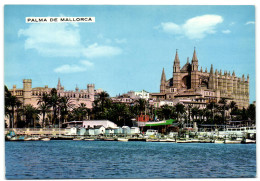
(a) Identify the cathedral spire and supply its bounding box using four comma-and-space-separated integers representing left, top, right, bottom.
173, 49, 180, 73
161, 68, 166, 82
191, 48, 198, 71
174, 49, 180, 63
160, 68, 166, 93
192, 47, 198, 62
210, 64, 213, 74
232, 71, 236, 77
57, 78, 61, 90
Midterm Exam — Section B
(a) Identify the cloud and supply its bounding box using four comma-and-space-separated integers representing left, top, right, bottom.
18, 22, 122, 59
18, 23, 82, 57
159, 14, 223, 39
245, 21, 255, 25
82, 43, 122, 58
222, 29, 231, 34
115, 38, 127, 44
54, 60, 93, 73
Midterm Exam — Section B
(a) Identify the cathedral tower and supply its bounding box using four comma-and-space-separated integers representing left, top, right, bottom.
160, 68, 166, 93
191, 48, 199, 89
173, 50, 181, 89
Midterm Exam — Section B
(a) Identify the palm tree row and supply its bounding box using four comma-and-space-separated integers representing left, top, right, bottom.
5, 85, 255, 128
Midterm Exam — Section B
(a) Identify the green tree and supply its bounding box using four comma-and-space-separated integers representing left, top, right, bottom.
23, 104, 39, 127
5, 86, 22, 128
174, 103, 186, 125
191, 107, 199, 122
58, 96, 72, 124
247, 104, 256, 125
49, 88, 60, 125
72, 103, 89, 121
38, 93, 51, 128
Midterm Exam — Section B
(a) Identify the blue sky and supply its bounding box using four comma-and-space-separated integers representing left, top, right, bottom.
4, 5, 255, 102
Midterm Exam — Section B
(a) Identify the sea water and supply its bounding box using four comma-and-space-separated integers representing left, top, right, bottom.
5, 141, 256, 179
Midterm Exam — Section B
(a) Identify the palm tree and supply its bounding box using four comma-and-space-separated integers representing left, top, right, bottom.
5, 92, 22, 128
229, 101, 237, 120
247, 104, 255, 125
38, 102, 50, 128
72, 103, 89, 121
174, 103, 185, 127
49, 88, 60, 125
38, 93, 51, 128
191, 107, 199, 122
23, 104, 39, 127
98, 91, 110, 113
218, 98, 229, 126
58, 96, 72, 124
159, 105, 172, 120
136, 98, 147, 115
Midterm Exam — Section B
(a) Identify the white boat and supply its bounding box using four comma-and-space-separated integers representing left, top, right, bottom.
117, 138, 128, 142
31, 137, 40, 141
41, 137, 50, 141
146, 139, 160, 142
10, 137, 18, 141
24, 137, 32, 141
214, 139, 224, 144
84, 138, 95, 141
73, 137, 84, 141
159, 138, 175, 142
176, 139, 192, 143
224, 139, 241, 144
243, 139, 256, 144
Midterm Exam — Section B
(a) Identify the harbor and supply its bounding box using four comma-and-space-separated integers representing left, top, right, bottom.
5, 125, 256, 144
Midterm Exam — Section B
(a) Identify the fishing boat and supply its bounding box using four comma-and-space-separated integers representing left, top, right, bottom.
117, 138, 128, 142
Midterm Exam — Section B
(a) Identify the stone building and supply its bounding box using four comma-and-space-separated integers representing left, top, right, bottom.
153, 49, 249, 109
9, 79, 97, 109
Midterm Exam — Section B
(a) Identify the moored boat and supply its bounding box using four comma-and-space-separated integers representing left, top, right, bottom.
41, 137, 51, 141
242, 139, 256, 144
159, 138, 175, 142
146, 139, 160, 142
176, 139, 192, 143
84, 138, 95, 141
224, 139, 241, 144
117, 138, 128, 142
24, 137, 32, 141
73, 137, 84, 141
214, 139, 224, 144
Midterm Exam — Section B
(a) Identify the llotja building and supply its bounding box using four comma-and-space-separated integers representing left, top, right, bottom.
156, 49, 249, 109
10, 79, 96, 109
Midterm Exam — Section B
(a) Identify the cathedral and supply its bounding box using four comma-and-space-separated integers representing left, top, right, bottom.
159, 49, 249, 109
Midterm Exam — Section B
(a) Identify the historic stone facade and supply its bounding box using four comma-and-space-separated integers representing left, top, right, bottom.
158, 49, 249, 109
9, 79, 97, 109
